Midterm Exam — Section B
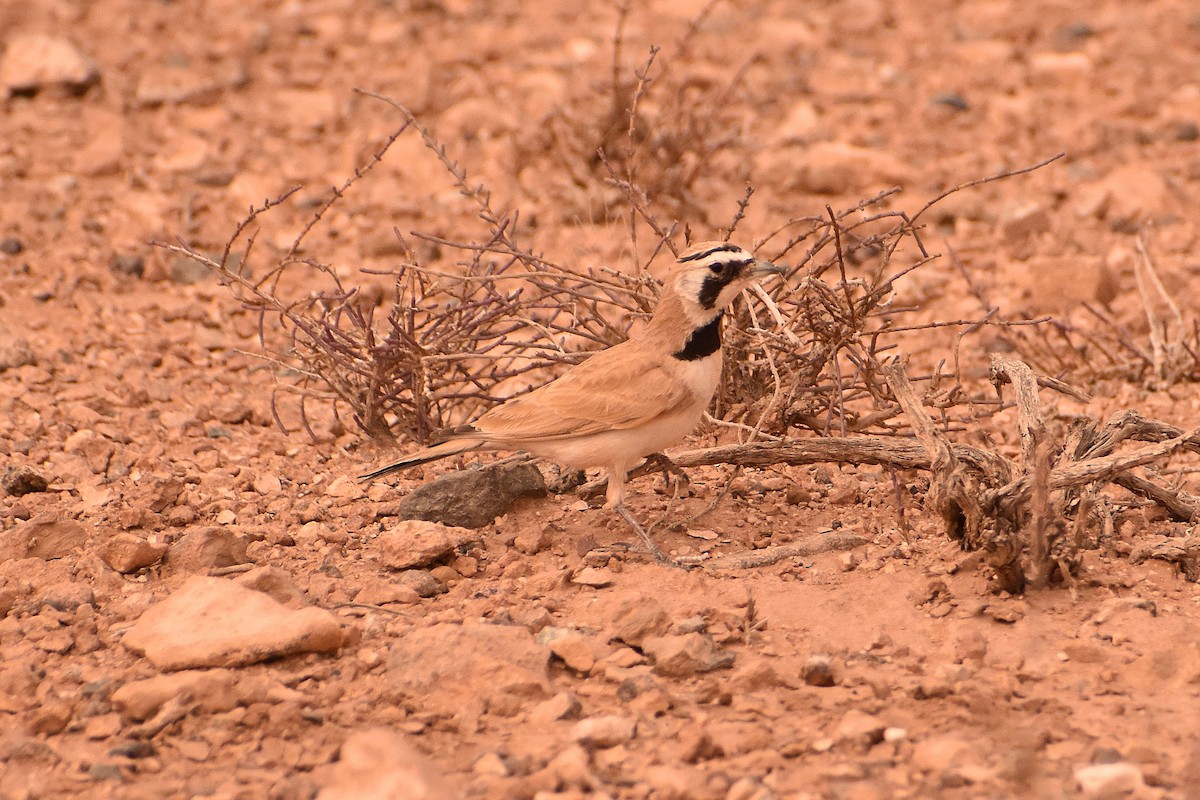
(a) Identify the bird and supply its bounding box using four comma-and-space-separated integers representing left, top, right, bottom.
360, 241, 783, 564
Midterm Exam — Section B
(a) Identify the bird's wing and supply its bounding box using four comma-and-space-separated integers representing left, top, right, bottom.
463, 346, 696, 443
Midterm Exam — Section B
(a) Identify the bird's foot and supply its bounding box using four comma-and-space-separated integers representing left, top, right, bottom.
614, 503, 692, 569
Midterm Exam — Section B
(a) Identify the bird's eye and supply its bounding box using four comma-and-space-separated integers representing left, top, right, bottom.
708, 262, 726, 275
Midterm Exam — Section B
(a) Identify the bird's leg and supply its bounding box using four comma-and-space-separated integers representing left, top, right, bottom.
602, 465, 683, 568
613, 502, 685, 569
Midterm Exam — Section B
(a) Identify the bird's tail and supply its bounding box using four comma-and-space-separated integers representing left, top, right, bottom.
357, 438, 480, 482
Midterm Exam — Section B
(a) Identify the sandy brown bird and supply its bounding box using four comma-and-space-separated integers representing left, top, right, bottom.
360, 242, 783, 562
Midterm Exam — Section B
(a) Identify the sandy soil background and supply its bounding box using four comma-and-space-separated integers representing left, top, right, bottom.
2, 0, 1200, 798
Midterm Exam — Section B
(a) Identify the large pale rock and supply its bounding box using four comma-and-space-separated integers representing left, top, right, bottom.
387, 623, 549, 716
110, 669, 301, 721
0, 516, 89, 560
643, 633, 735, 677
0, 34, 99, 95
1093, 166, 1169, 227
1074, 762, 1145, 798
122, 576, 345, 670
611, 597, 671, 647
98, 533, 167, 573
166, 527, 248, 572
316, 728, 458, 800
111, 669, 238, 721
376, 520, 479, 570
835, 709, 887, 750
1022, 255, 1118, 312
789, 141, 912, 194
570, 715, 636, 748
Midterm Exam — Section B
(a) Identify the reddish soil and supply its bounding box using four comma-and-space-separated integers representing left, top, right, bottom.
2, 1, 1200, 799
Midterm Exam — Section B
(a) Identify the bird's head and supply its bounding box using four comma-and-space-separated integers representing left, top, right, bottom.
668, 241, 783, 326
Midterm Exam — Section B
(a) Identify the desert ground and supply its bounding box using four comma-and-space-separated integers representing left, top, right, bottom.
2, 0, 1200, 798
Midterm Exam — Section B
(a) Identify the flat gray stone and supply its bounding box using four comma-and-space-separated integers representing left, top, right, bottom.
397, 462, 546, 529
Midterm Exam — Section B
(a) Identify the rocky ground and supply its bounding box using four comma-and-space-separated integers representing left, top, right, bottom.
2, 0, 1200, 799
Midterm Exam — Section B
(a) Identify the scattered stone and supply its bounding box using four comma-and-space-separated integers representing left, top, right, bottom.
1, 466, 48, 496
514, 524, 554, 554
0, 516, 89, 560
87, 764, 124, 781
109, 254, 145, 278
472, 752, 510, 777
571, 567, 614, 588
167, 527, 248, 572
396, 462, 546, 529
912, 734, 972, 772
41, 582, 95, 615
541, 629, 597, 673
428, 565, 458, 584
253, 473, 282, 495
111, 669, 238, 721
83, 713, 122, 740
122, 576, 346, 669
801, 654, 838, 687
1095, 166, 1168, 228
0, 338, 36, 371
1022, 255, 1117, 312
1001, 201, 1051, 241
726, 777, 771, 800
827, 484, 859, 506
1029, 51, 1093, 82
785, 485, 813, 505
315, 728, 460, 800
730, 656, 790, 691
953, 629, 989, 662
135, 62, 228, 107
108, 741, 155, 759
529, 692, 582, 725
0, 238, 22, 255
643, 633, 735, 678
355, 578, 421, 606
772, 99, 821, 145
326, 475, 365, 499
397, 570, 446, 598
611, 596, 671, 647
376, 520, 479, 570
792, 141, 912, 194
571, 715, 636, 748
833, 709, 887, 750
932, 92, 969, 111
544, 744, 596, 791
387, 623, 549, 716
984, 603, 1025, 624
0, 34, 99, 96
1074, 762, 1145, 798
168, 254, 214, 284
232, 566, 306, 606
28, 697, 73, 735
98, 533, 167, 573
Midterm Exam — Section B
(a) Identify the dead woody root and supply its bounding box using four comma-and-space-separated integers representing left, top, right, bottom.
585, 356, 1200, 588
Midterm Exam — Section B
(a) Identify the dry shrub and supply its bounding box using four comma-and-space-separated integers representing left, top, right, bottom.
956, 236, 1200, 389
156, 82, 1200, 589
530, 1, 756, 226
157, 64, 1066, 451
